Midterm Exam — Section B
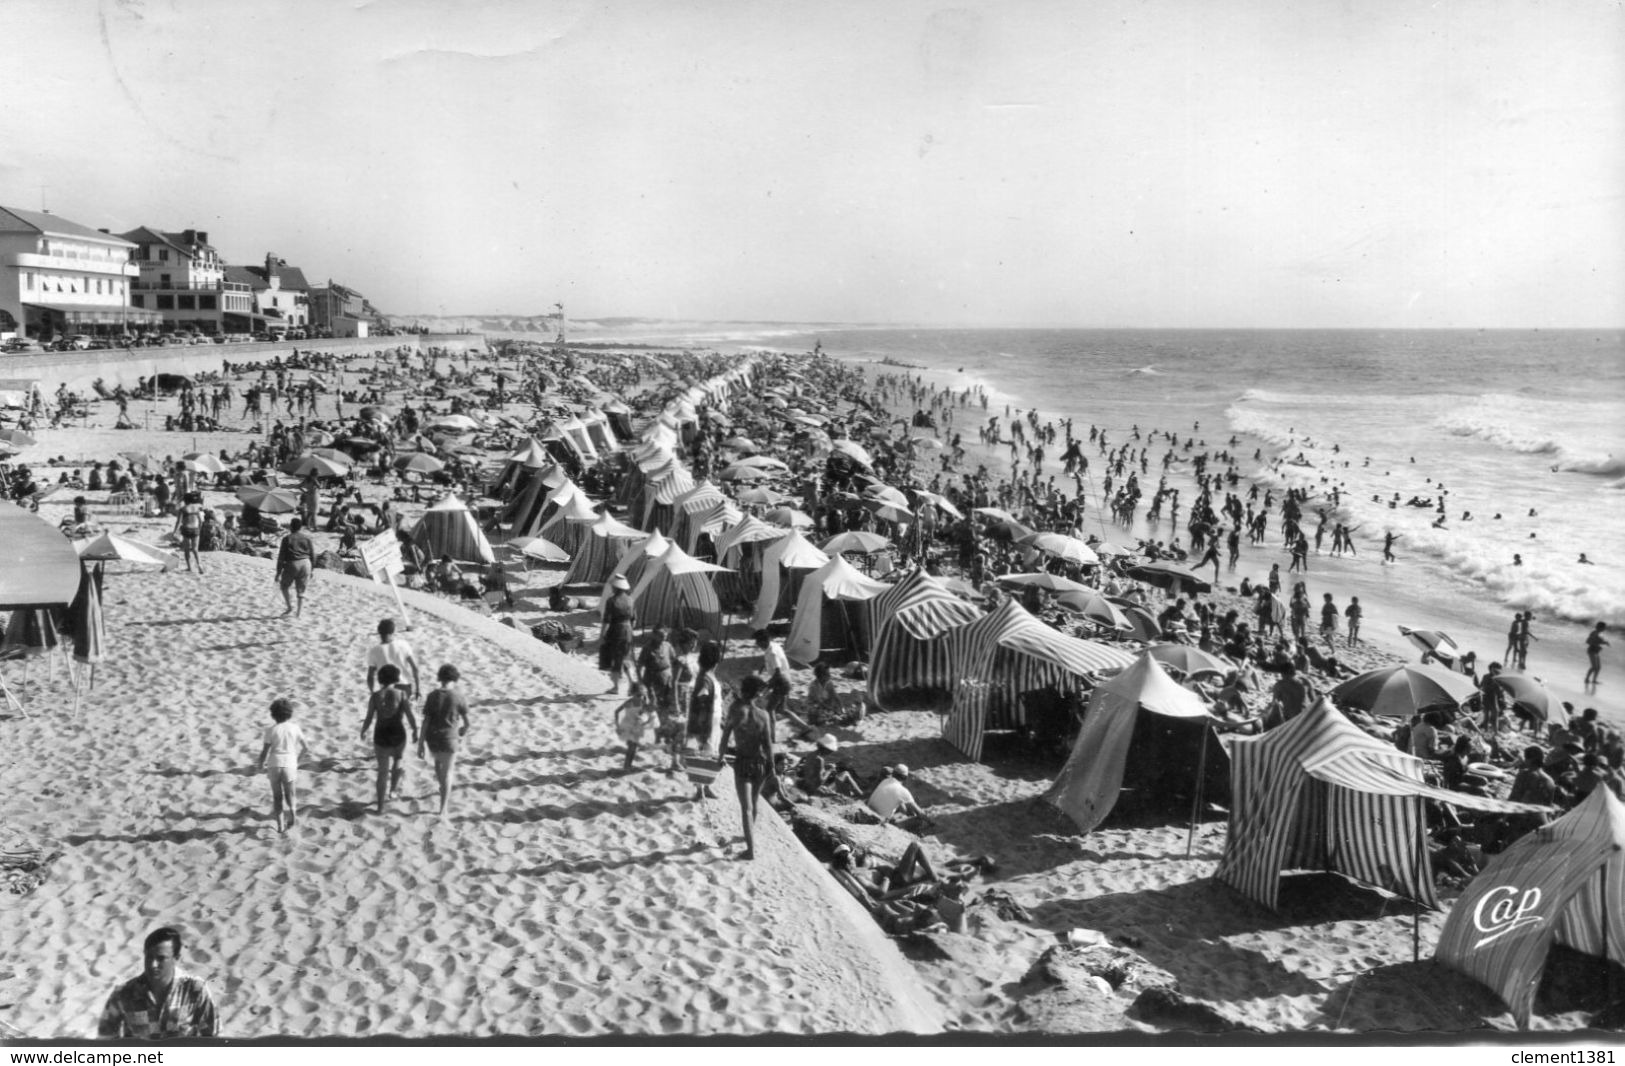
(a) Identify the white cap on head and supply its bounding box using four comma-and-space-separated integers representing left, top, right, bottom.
611, 574, 630, 591
816, 734, 838, 751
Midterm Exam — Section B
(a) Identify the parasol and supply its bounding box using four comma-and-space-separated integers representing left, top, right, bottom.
1329, 663, 1479, 719
236, 485, 300, 513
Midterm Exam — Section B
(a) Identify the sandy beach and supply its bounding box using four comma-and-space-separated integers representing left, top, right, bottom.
0, 341, 1616, 1040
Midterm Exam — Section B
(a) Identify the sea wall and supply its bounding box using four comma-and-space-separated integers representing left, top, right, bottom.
2, 333, 488, 394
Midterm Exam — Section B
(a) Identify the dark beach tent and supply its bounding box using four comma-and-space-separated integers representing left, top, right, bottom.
942, 599, 1137, 762
629, 542, 730, 641
866, 568, 982, 712
1044, 652, 1229, 835
784, 554, 890, 666
154, 372, 192, 391
601, 530, 671, 606
642, 464, 695, 535
1214, 700, 1546, 911
670, 480, 730, 554
712, 515, 788, 608
410, 497, 495, 565
536, 489, 601, 557
1435, 786, 1624, 1027
499, 463, 571, 534
562, 512, 645, 586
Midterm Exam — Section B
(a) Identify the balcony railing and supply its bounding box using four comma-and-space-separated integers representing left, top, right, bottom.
131, 281, 252, 292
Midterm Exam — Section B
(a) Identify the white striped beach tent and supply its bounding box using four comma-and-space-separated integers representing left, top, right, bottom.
536, 490, 600, 557
1436, 786, 1624, 1027
602, 529, 671, 607
578, 411, 618, 455
410, 496, 495, 565
643, 465, 696, 535
615, 443, 675, 510
512, 479, 585, 542
670, 480, 729, 553
496, 459, 569, 530
561, 511, 643, 585
1214, 699, 1548, 911
866, 569, 981, 712
690, 498, 742, 559
630, 543, 730, 641
785, 555, 891, 666
537, 418, 598, 463
713, 515, 788, 609
601, 399, 634, 441
641, 418, 681, 452
942, 599, 1137, 762
1044, 652, 1226, 834
490, 436, 557, 498
750, 530, 830, 630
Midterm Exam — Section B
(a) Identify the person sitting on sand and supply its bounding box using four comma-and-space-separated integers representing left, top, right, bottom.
1262, 662, 1313, 731
796, 734, 863, 799
256, 697, 312, 834
360, 664, 419, 815
866, 764, 928, 828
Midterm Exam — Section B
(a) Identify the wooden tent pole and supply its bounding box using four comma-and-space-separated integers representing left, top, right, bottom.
1186, 724, 1209, 859
1413, 794, 1426, 964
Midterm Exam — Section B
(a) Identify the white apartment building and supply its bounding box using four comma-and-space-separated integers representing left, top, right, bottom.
0, 206, 158, 339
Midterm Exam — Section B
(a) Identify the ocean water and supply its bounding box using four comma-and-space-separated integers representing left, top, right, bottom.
756, 327, 1624, 721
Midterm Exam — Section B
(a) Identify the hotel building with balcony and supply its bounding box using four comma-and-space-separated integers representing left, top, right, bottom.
225, 254, 310, 334
0, 205, 159, 340
119, 226, 255, 335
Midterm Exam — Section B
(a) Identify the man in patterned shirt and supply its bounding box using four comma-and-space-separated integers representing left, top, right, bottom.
97, 927, 217, 1038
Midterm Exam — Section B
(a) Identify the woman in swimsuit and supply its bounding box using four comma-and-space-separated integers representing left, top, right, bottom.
418, 663, 470, 817
360, 663, 418, 814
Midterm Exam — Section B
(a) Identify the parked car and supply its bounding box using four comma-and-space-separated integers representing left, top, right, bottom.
2, 338, 43, 353
251, 331, 271, 342
287, 329, 306, 341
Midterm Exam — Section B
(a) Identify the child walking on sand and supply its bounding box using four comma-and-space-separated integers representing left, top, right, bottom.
613, 683, 651, 772
257, 697, 312, 834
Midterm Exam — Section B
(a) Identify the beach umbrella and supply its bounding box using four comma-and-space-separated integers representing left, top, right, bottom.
359, 405, 389, 422
910, 490, 963, 519
1089, 540, 1135, 558
0, 428, 37, 448
862, 482, 909, 506
822, 531, 892, 555
235, 485, 300, 513
719, 463, 774, 483
303, 429, 336, 447
941, 576, 984, 601
830, 439, 874, 468
1145, 644, 1231, 678
1489, 672, 1552, 726
909, 435, 944, 450
281, 454, 350, 479
338, 436, 384, 454
182, 452, 227, 474
511, 536, 572, 564
722, 436, 758, 454
1125, 561, 1213, 594
1018, 531, 1100, 566
738, 454, 789, 471
1398, 626, 1462, 665
866, 500, 914, 524
764, 507, 814, 529
395, 452, 447, 475
974, 506, 1022, 524
997, 572, 1094, 595
1055, 588, 1133, 631
65, 562, 105, 708
119, 451, 161, 470
427, 414, 482, 432
1118, 605, 1163, 642
736, 486, 789, 507
75, 532, 177, 569
1329, 663, 1479, 719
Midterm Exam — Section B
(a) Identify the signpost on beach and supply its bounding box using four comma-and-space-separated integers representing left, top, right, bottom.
361, 531, 412, 627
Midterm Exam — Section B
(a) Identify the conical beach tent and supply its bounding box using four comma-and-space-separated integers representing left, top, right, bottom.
563, 512, 645, 586
630, 543, 730, 640
512, 479, 586, 541
411, 497, 495, 565
1215, 699, 1547, 911
785, 555, 890, 666
536, 490, 601, 557
750, 530, 829, 630
1044, 652, 1227, 834
713, 514, 787, 608
602, 530, 670, 605
942, 599, 1138, 762
1436, 786, 1624, 1027
866, 568, 982, 712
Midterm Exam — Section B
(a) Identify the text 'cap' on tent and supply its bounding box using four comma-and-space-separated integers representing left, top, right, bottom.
1435, 786, 1624, 1027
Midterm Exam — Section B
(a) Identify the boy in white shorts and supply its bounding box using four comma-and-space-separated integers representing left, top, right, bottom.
257, 697, 312, 833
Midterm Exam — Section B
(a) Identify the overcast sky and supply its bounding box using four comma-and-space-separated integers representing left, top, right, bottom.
1, 0, 1620, 327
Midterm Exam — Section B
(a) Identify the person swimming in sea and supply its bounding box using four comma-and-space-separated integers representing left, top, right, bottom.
1579, 553, 1594, 565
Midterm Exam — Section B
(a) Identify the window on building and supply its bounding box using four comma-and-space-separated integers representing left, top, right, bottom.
199, 295, 216, 310
22, 272, 31, 290
96, 279, 103, 295
160, 274, 171, 287
156, 295, 174, 310
178, 295, 195, 310
159, 249, 169, 262
131, 295, 145, 308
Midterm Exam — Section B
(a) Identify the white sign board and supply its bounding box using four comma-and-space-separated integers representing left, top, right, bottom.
361, 532, 404, 582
